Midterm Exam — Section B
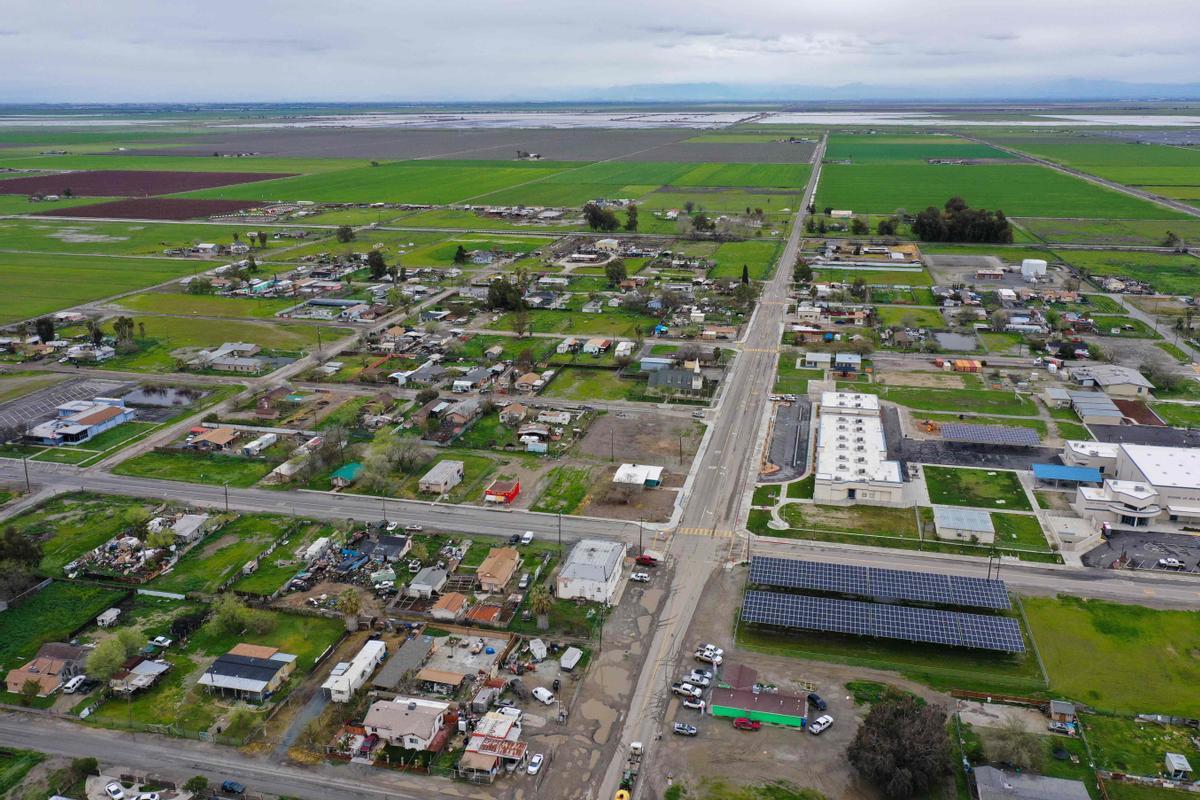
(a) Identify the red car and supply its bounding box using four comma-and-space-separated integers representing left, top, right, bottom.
733, 718, 761, 731
635, 554, 658, 567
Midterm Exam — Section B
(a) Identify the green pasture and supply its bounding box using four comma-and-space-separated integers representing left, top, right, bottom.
0, 218, 298, 256
1056, 249, 1200, 295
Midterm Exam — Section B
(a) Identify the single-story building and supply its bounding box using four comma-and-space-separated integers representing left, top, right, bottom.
1048, 700, 1077, 723
1032, 463, 1103, 489
649, 367, 704, 394
484, 479, 520, 504
582, 338, 611, 355
25, 398, 136, 446
407, 566, 448, 599
197, 643, 297, 703
612, 463, 664, 488
709, 687, 807, 728
499, 404, 528, 426
833, 352, 862, 372
973, 766, 1089, 800
465, 604, 503, 626
372, 635, 434, 690
110, 657, 171, 695
5, 643, 86, 696
476, 547, 520, 593
321, 639, 386, 702
419, 460, 465, 494
192, 426, 241, 452
639, 356, 674, 372
515, 372, 543, 393
331, 462, 364, 489
1069, 364, 1155, 399
97, 608, 121, 628
415, 667, 467, 695
430, 592, 469, 622
932, 506, 996, 545
170, 513, 212, 543
363, 697, 449, 751
802, 352, 833, 369
557, 539, 624, 604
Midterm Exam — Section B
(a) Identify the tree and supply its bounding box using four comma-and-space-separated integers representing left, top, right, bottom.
335, 225, 355, 244
399, 263, 408, 282
366, 249, 387, 279
793, 259, 814, 284
486, 278, 524, 312
408, 540, 429, 563
529, 585, 553, 631
86, 637, 128, 682
415, 387, 439, 406
605, 259, 628, 286
453, 244, 468, 264
112, 316, 136, 352
877, 217, 899, 236
1163, 230, 1183, 248
624, 203, 638, 231
146, 528, 175, 550
511, 307, 531, 339
741, 264, 750, 285
71, 757, 99, 777
212, 593, 274, 636
850, 217, 869, 235
34, 317, 54, 343
183, 776, 209, 794
116, 627, 143, 658
582, 202, 620, 232
337, 588, 362, 631
0, 526, 42, 568
683, 200, 695, 214
989, 716, 1043, 771
847, 695, 949, 799
516, 347, 535, 373
19, 678, 41, 706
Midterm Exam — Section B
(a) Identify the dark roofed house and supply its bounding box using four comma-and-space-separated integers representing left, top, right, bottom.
648, 367, 704, 395
372, 635, 434, 690
197, 644, 297, 702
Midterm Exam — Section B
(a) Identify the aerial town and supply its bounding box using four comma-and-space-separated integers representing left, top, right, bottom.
1, 6, 1200, 800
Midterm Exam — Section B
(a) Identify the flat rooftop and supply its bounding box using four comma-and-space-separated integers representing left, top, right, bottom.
423, 633, 510, 678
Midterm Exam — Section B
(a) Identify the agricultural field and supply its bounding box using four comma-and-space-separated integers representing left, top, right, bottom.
923, 466, 1032, 510
1023, 595, 1200, 716
990, 137, 1200, 195
824, 135, 1014, 163
1054, 249, 1200, 295
0, 194, 121, 216
0, 251, 203, 324
0, 218, 299, 257
0, 581, 125, 671
1015, 217, 1200, 246
41, 197, 267, 220
815, 163, 1184, 219
0, 168, 295, 197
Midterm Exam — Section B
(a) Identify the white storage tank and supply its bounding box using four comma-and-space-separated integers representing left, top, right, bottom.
1021, 258, 1048, 279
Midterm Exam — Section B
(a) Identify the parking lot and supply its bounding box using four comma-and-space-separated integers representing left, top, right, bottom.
761, 398, 809, 482
1083, 530, 1200, 573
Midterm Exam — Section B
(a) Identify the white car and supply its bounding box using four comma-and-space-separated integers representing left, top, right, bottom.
521, 531, 534, 545
1158, 557, 1185, 569
631, 572, 651, 583
527, 753, 544, 775
809, 715, 834, 735
694, 650, 722, 666
686, 674, 711, 688
532, 686, 556, 705
104, 783, 125, 800
690, 668, 713, 681
699, 644, 724, 657
385, 521, 400, 531
139, 794, 161, 800
405, 524, 423, 532
150, 636, 172, 648
682, 697, 705, 711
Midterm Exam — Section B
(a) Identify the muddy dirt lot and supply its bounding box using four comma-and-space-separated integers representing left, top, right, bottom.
578, 412, 704, 468
874, 370, 967, 389
274, 580, 386, 617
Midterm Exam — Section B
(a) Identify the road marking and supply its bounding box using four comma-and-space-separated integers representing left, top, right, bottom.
674, 527, 734, 538
741, 347, 780, 354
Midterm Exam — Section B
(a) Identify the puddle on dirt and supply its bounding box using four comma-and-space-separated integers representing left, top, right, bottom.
639, 587, 664, 613
580, 698, 616, 745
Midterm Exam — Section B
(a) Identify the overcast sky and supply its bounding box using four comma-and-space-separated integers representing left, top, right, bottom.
3, 1, 1198, 102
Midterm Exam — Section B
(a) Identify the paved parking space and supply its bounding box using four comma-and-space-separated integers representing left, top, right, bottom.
761, 398, 809, 482
1083, 530, 1200, 573
0, 377, 130, 430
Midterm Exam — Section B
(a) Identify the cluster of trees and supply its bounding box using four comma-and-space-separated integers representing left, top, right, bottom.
335, 225, 356, 243
583, 202, 620, 232
111, 316, 141, 353
0, 525, 42, 602
233, 230, 270, 249
85, 627, 145, 681
358, 433, 434, 494
486, 277, 526, 312
211, 593, 276, 637
848, 695, 949, 799
605, 259, 627, 286
912, 197, 1012, 243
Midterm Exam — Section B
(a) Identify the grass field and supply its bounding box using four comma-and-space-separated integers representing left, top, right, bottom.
5, 492, 158, 575
1150, 403, 1200, 429
531, 466, 593, 514
815, 164, 1183, 219
0, 251, 203, 324
398, 234, 546, 266
1015, 217, 1200, 247
876, 306, 945, 328
991, 513, 1052, 551
774, 357, 823, 394
924, 466, 1032, 510
153, 514, 291, 595
231, 522, 330, 596
1055, 249, 1200, 295
489, 309, 655, 338
113, 449, 277, 487
825, 136, 1014, 163
812, 267, 934, 286
0, 749, 44, 796
778, 503, 921, 538
543, 368, 635, 401
709, 239, 782, 280
1023, 595, 1200, 716
841, 382, 1037, 416
1084, 714, 1199, 776
117, 291, 298, 319
0, 581, 125, 671
0, 218, 297, 256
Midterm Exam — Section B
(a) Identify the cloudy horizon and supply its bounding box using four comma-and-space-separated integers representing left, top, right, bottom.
4, 1, 1199, 103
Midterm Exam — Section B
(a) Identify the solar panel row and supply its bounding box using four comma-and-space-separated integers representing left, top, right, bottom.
741, 591, 1025, 653
749, 556, 1011, 610
940, 423, 1041, 447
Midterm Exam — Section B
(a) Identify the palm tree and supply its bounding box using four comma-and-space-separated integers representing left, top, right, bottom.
336, 588, 361, 632
529, 585, 554, 632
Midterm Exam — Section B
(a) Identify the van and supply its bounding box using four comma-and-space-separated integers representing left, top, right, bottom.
518, 573, 530, 590
531, 686, 556, 705
63, 675, 87, 694
520, 531, 534, 545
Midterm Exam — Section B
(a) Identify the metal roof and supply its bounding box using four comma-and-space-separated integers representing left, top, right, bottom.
1032, 464, 1103, 483
932, 506, 995, 534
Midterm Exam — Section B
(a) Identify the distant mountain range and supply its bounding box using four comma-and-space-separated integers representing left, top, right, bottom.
576, 79, 1200, 103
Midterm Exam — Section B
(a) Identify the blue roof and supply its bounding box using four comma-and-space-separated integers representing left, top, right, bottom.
1032, 464, 1102, 483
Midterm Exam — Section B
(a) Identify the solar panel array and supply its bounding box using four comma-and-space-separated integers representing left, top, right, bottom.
742, 591, 1025, 653
940, 423, 1041, 447
749, 556, 1011, 610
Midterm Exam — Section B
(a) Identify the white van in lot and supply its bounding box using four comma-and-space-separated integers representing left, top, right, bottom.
531, 686, 556, 705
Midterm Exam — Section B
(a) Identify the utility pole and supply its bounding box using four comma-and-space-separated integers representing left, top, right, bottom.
223, 481, 229, 513
678, 433, 684, 465
638, 518, 644, 555
22, 455, 30, 492
557, 512, 562, 560
382, 498, 387, 523
316, 326, 323, 356
610, 426, 615, 462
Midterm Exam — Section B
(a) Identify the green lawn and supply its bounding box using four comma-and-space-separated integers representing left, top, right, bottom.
1056, 421, 1094, 440
1105, 783, 1197, 800
876, 306, 945, 328
0, 581, 125, 671
842, 383, 1037, 416
489, 309, 655, 338
925, 466, 1031, 510
0, 749, 44, 796
153, 514, 293, 595
1150, 403, 1200, 429
979, 332, 1025, 355
1154, 342, 1193, 364
778, 503, 921, 538
113, 449, 277, 487
708, 240, 782, 281
231, 524, 330, 596
1084, 714, 1199, 776
752, 484, 781, 506
991, 513, 1052, 552
774, 358, 823, 394
454, 412, 522, 451
1023, 595, 1200, 716
1090, 315, 1160, 339
0, 252, 204, 324
189, 608, 347, 670
543, 368, 636, 401
4, 492, 159, 575
531, 466, 593, 514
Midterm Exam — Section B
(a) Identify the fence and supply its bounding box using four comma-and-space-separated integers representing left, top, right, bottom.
0, 577, 52, 612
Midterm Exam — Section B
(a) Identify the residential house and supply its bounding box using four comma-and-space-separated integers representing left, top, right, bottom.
557, 539, 624, 603
191, 427, 240, 452
452, 367, 493, 394
499, 403, 528, 426
476, 547, 520, 593
537, 410, 571, 426
65, 343, 115, 362
5, 643, 86, 696
639, 356, 674, 372
649, 366, 704, 395
614, 341, 633, 359
833, 352, 862, 373
1069, 365, 1155, 399
581, 300, 604, 314
701, 326, 737, 340
419, 460, 465, 494
197, 644, 297, 702
515, 372, 543, 393
407, 566, 448, 598
430, 592, 469, 622
331, 462, 364, 489
110, 657, 171, 695
171, 514, 213, 544
555, 337, 580, 355
322, 640, 386, 702
802, 352, 832, 370
363, 697, 449, 751
582, 338, 611, 355
372, 636, 434, 691
973, 766, 1089, 800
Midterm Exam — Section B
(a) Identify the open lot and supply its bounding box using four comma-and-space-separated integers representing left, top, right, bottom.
4, 492, 160, 575
543, 368, 636, 401
153, 513, 293, 595
0, 169, 295, 196
114, 449, 279, 487
1055, 249, 1200, 295
924, 465, 1032, 510
578, 411, 704, 466
0, 218, 298, 257
0, 581, 125, 672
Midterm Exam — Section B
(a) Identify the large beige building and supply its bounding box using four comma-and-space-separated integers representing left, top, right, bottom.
812, 392, 906, 506
1064, 441, 1200, 528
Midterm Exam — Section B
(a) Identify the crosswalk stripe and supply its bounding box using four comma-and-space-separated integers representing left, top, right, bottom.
674, 527, 735, 538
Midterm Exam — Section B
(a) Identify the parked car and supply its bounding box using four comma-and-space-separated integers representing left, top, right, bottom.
518, 573, 531, 590
407, 559, 422, 573
807, 692, 827, 711
509, 534, 521, 545
359, 733, 379, 756
671, 682, 702, 698
385, 521, 400, 531
694, 650, 722, 665
698, 644, 724, 657
685, 674, 710, 688
405, 524, 423, 532
527, 753, 544, 775
138, 794, 161, 800
62, 675, 87, 694
682, 697, 705, 711
1048, 721, 1074, 735
1158, 557, 1185, 569
673, 722, 698, 736
689, 668, 713, 681
521, 531, 534, 545
104, 783, 125, 800
631, 572, 650, 583
733, 718, 761, 731
808, 715, 833, 735
221, 780, 246, 795
635, 554, 658, 567
532, 686, 556, 705
150, 636, 173, 648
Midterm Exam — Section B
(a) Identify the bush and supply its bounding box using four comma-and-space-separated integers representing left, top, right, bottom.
183, 775, 209, 793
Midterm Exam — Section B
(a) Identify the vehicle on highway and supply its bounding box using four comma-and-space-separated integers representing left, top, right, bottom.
671, 682, 702, 698
733, 717, 761, 731
221, 780, 246, 795
631, 572, 650, 583
104, 783, 125, 800
673, 722, 698, 736
1158, 557, 1185, 569
809, 715, 833, 735
682, 697, 706, 711
807, 692, 827, 711
527, 753, 544, 775
405, 524, 423, 532
521, 530, 534, 545
532, 686, 556, 705
635, 554, 658, 567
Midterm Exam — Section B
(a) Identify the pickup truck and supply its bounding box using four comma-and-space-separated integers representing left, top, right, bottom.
671, 681, 703, 699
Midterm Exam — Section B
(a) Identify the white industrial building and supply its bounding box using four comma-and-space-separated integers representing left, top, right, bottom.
1064, 441, 1200, 529
812, 392, 906, 506
1020, 258, 1047, 280
556, 539, 624, 604
322, 639, 387, 702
